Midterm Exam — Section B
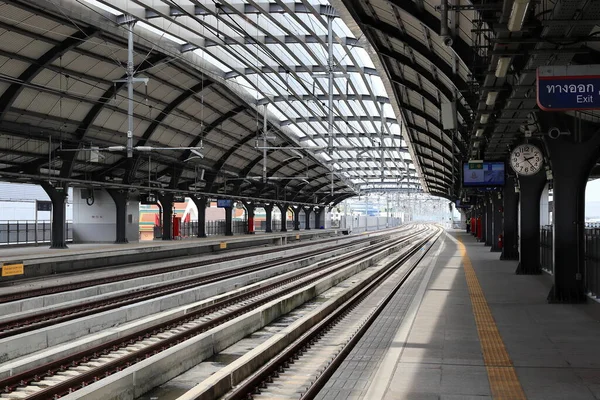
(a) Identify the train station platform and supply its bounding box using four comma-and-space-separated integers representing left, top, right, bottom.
319, 230, 600, 400
0, 229, 342, 283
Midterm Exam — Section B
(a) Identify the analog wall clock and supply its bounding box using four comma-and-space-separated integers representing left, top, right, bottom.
510, 144, 543, 176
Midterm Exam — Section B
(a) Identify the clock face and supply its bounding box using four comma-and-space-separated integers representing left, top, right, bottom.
510, 144, 543, 176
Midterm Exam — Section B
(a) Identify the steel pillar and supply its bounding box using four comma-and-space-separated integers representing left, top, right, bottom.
191, 196, 207, 238
277, 204, 288, 232
292, 206, 301, 231
515, 169, 546, 274
224, 206, 233, 236
107, 189, 128, 244
304, 207, 312, 230
545, 133, 600, 303
41, 182, 68, 249
502, 174, 519, 260
491, 193, 503, 252
243, 202, 256, 234
485, 194, 493, 246
264, 205, 273, 233
159, 192, 174, 240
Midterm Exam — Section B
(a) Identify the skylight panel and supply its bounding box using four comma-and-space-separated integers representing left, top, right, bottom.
194, 48, 233, 73
82, 0, 121, 15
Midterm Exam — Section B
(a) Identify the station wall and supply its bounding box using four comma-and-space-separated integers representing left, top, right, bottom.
72, 188, 139, 243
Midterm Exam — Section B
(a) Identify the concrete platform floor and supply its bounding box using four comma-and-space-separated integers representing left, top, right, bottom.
320, 230, 600, 400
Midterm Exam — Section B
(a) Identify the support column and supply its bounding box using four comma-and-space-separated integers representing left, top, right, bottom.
303, 207, 312, 230
107, 189, 128, 244
292, 206, 301, 231
224, 206, 234, 236
491, 192, 503, 252
243, 202, 255, 234
277, 204, 288, 232
515, 168, 546, 274
191, 196, 207, 238
159, 192, 174, 240
314, 207, 323, 229
545, 133, 600, 302
485, 195, 493, 246
41, 182, 68, 249
265, 204, 273, 233
502, 174, 519, 260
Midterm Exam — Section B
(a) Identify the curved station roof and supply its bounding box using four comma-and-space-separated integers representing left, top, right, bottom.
0, 0, 422, 207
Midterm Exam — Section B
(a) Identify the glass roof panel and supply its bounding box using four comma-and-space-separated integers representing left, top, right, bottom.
88, 0, 421, 194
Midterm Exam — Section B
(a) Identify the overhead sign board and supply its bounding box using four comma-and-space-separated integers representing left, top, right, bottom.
537, 65, 600, 111
141, 193, 158, 205
173, 194, 186, 202
217, 199, 233, 208
463, 162, 505, 187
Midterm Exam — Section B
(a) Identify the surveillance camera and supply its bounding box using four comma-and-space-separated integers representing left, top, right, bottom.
442, 36, 453, 47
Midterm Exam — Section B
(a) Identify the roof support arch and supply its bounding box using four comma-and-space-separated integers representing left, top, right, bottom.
125, 80, 213, 183
0, 27, 98, 120
59, 54, 169, 179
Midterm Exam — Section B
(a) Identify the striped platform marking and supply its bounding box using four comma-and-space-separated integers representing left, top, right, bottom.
458, 236, 527, 400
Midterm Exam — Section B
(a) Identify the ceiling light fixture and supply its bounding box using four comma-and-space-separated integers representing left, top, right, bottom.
495, 57, 511, 78
480, 114, 489, 124
486, 91, 498, 106
508, 0, 530, 32
476, 129, 484, 137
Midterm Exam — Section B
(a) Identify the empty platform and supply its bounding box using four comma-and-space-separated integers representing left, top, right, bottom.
0, 229, 340, 283
318, 230, 600, 400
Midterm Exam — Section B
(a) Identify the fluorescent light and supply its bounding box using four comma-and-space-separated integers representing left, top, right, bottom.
476, 129, 484, 137
508, 0, 530, 32
486, 91, 498, 106
495, 57, 511, 78
480, 114, 489, 124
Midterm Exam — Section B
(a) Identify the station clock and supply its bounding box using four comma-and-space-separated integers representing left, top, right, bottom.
509, 144, 543, 176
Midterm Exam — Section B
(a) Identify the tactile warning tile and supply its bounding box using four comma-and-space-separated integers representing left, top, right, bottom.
458, 237, 527, 400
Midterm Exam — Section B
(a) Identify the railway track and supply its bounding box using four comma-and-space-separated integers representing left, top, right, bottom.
0, 233, 387, 339
0, 226, 426, 400
0, 228, 403, 304
223, 226, 441, 400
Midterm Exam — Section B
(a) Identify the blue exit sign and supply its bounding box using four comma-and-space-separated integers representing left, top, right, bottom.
537, 65, 600, 111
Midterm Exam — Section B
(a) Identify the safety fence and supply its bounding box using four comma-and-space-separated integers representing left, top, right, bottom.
540, 225, 600, 298
0, 220, 73, 246
585, 228, 600, 298
178, 220, 247, 237
540, 225, 553, 274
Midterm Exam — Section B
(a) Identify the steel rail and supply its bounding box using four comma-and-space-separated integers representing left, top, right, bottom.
0, 228, 404, 304
225, 227, 440, 400
0, 234, 386, 339
0, 227, 425, 399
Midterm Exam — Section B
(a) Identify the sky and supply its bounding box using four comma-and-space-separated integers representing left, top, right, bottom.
585, 179, 600, 219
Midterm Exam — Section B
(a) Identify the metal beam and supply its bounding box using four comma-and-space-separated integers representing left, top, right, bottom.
126, 79, 214, 183
58, 54, 169, 179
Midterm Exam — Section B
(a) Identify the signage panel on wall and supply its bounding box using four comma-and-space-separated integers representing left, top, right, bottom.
36, 201, 52, 212
537, 65, 600, 111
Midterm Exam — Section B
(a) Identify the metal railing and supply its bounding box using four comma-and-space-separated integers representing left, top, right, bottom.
540, 225, 553, 274
179, 220, 248, 237
0, 220, 73, 246
539, 225, 600, 298
585, 228, 600, 298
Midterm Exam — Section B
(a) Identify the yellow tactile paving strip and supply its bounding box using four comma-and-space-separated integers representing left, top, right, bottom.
458, 237, 527, 400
